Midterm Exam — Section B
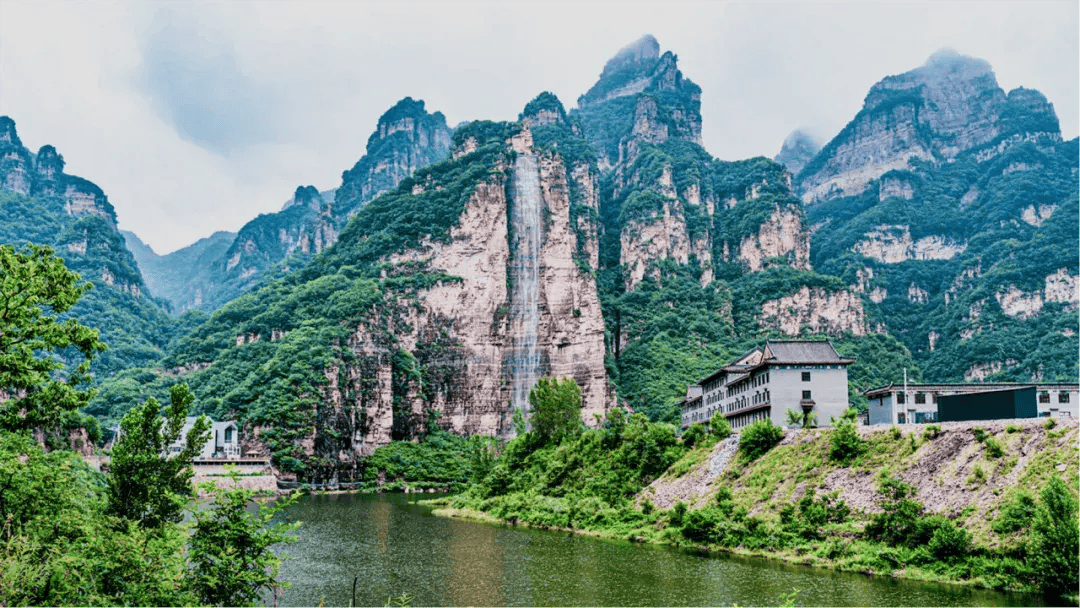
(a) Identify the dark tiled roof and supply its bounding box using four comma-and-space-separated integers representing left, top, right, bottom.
764, 340, 851, 364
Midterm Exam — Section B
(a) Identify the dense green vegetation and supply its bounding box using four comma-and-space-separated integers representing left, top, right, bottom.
808, 135, 1079, 383
0, 245, 297, 606
0, 129, 179, 378
432, 381, 1077, 602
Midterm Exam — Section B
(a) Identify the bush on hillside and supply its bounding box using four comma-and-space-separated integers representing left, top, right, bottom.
709, 412, 732, 440
738, 419, 783, 462
828, 409, 863, 463
681, 423, 706, 448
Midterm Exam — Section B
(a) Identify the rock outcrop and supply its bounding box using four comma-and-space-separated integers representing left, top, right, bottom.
574, 35, 702, 168
757, 287, 869, 337
853, 225, 965, 263
797, 50, 1062, 203
774, 130, 820, 176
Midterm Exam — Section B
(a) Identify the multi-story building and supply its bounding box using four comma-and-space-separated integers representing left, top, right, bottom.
679, 340, 854, 430
864, 383, 1079, 425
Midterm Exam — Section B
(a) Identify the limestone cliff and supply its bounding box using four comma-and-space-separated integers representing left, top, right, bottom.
756, 286, 869, 337
152, 97, 452, 313
796, 50, 1063, 203
0, 116, 174, 376
573, 35, 702, 168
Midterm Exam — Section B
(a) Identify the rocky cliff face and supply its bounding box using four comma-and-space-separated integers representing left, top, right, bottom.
774, 130, 821, 176
335, 97, 453, 220
796, 50, 1062, 203
573, 35, 703, 169
0, 116, 175, 375
804, 53, 1078, 385
152, 97, 453, 313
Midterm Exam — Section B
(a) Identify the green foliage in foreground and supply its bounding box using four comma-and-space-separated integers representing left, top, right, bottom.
0, 247, 298, 605
190, 471, 301, 607
0, 243, 105, 440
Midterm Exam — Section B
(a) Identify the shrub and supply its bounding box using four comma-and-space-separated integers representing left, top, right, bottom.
681, 423, 706, 449
671, 501, 688, 526
890, 426, 902, 440
983, 436, 1004, 458
829, 421, 862, 463
865, 476, 925, 545
681, 508, 722, 543
972, 427, 987, 442
922, 424, 941, 440
992, 490, 1036, 535
1028, 476, 1080, 596
925, 516, 971, 559
1005, 424, 1020, 434
709, 412, 732, 440
1044, 417, 1057, 430
739, 419, 783, 462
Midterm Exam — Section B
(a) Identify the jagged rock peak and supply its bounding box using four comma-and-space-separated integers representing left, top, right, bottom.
292, 185, 325, 213
0, 116, 21, 147
519, 92, 567, 128
578, 35, 673, 107
602, 34, 660, 77
35, 144, 65, 177
368, 97, 448, 151
775, 130, 821, 176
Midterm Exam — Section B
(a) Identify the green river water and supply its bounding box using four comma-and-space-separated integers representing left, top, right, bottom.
276, 493, 1044, 607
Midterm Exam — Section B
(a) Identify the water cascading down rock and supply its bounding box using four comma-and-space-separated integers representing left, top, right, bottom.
510, 153, 542, 424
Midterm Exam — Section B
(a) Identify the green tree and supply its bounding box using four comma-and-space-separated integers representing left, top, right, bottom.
0, 244, 105, 437
828, 408, 862, 463
785, 408, 818, 429
106, 383, 210, 528
1028, 476, 1079, 596
738, 419, 783, 462
528, 376, 584, 445
709, 412, 732, 439
189, 469, 301, 607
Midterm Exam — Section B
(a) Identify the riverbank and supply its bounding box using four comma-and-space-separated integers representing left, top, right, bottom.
431, 416, 1078, 600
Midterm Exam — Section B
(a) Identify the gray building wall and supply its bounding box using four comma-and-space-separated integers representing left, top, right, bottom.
866, 385, 1078, 425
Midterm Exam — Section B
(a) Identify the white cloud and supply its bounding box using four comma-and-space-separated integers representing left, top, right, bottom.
1, 0, 1076, 253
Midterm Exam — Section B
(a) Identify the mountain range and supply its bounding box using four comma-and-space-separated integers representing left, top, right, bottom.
1, 35, 1074, 482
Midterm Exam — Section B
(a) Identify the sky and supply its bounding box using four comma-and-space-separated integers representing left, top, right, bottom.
1, 1, 1076, 255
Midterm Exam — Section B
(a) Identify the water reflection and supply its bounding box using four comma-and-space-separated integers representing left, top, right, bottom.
277, 493, 1043, 607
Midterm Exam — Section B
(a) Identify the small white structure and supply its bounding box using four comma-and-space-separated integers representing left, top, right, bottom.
167, 417, 242, 460
680, 340, 854, 430
865, 383, 1079, 425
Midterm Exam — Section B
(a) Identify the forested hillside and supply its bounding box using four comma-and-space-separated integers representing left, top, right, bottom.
801, 54, 1079, 383
0, 117, 177, 377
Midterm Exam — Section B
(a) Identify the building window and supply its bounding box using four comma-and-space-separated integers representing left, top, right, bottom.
1059, 393, 1071, 403
915, 393, 926, 404
802, 372, 811, 382
225, 428, 234, 443
802, 390, 812, 400
1039, 392, 1050, 404
896, 392, 906, 404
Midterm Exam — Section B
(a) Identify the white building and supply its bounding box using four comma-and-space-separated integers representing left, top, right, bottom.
167, 416, 242, 460
680, 340, 854, 430
864, 383, 1079, 425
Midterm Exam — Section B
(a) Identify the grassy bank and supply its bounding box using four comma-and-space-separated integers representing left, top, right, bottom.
429, 413, 1077, 603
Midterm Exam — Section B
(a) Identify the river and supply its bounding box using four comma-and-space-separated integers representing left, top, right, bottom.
276, 493, 1042, 607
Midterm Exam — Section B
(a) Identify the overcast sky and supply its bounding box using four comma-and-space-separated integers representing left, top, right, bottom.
1, 1, 1076, 254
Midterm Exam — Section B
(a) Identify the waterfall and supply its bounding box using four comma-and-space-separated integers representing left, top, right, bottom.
509, 153, 542, 424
